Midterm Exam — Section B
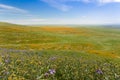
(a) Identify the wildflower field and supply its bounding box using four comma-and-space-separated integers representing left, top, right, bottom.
0, 22, 120, 80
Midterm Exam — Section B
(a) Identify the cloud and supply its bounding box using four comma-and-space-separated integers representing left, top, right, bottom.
3, 17, 119, 25
41, 0, 72, 11
1, 18, 47, 25
41, 0, 120, 11
41, 0, 90, 11
0, 4, 27, 13
98, 0, 120, 3
0, 4, 47, 24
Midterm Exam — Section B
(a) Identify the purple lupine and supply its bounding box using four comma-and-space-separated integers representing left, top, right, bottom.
96, 69, 103, 74
4, 56, 11, 64
49, 69, 56, 75
5, 59, 10, 64
49, 57, 57, 61
4, 71, 9, 75
44, 72, 49, 77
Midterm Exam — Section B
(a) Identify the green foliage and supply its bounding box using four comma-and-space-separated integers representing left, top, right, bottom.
0, 23, 120, 80
0, 50, 120, 80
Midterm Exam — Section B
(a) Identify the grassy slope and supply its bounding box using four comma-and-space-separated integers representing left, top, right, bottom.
0, 23, 120, 80
0, 23, 120, 58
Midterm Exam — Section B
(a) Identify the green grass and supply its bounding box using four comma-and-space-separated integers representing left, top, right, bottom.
0, 23, 120, 80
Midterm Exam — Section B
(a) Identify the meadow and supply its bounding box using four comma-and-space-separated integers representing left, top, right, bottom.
0, 22, 120, 80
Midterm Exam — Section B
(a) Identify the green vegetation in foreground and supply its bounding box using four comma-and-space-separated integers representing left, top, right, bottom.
0, 23, 120, 80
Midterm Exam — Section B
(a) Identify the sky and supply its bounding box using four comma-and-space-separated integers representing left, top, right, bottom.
0, 0, 120, 25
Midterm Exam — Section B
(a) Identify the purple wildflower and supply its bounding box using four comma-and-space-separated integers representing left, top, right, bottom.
96, 69, 103, 74
5, 59, 10, 63
49, 69, 56, 75
4, 71, 9, 75
44, 72, 49, 77
49, 57, 57, 61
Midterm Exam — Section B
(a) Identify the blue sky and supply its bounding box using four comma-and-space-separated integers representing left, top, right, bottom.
0, 0, 120, 25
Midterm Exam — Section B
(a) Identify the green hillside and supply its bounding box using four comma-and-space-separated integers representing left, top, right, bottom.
0, 23, 120, 80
